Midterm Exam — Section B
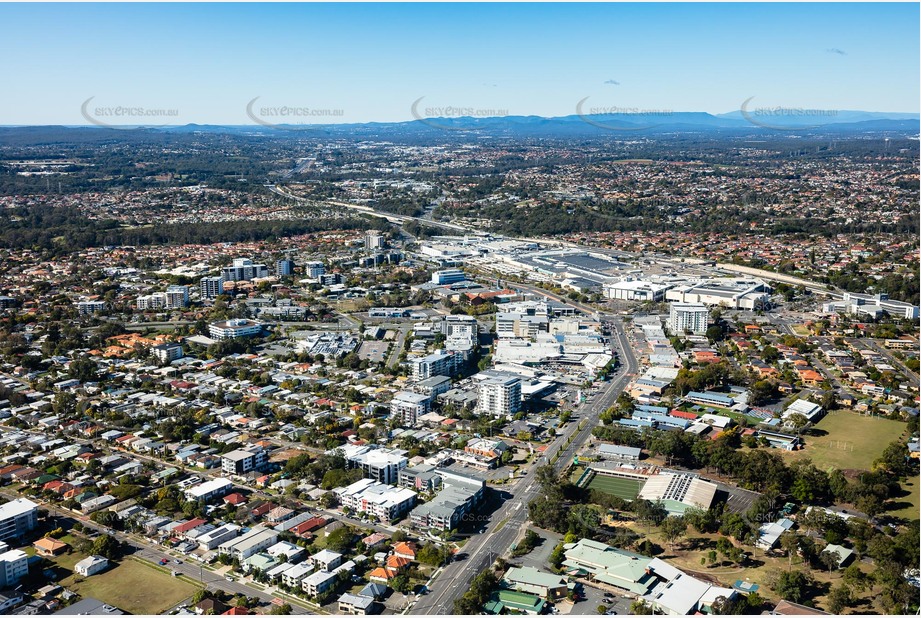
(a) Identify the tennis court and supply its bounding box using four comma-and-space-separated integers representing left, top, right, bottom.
586, 472, 643, 501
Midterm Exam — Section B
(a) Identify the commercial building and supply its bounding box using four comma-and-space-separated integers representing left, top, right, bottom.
502, 566, 569, 600
390, 391, 432, 427
209, 319, 263, 340
596, 444, 642, 461
642, 558, 738, 615
334, 478, 417, 521
222, 446, 268, 476
638, 472, 718, 515
603, 279, 672, 302
668, 302, 709, 336
432, 269, 466, 285
477, 375, 521, 417
665, 278, 771, 310
840, 292, 919, 320
562, 539, 657, 595
0, 498, 38, 542
783, 399, 824, 423
222, 258, 269, 282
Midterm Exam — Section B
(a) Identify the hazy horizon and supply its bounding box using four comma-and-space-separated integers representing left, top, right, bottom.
1, 2, 918, 126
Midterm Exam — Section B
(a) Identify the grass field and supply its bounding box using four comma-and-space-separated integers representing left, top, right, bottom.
586, 473, 643, 501
784, 410, 906, 471
889, 475, 920, 520
60, 558, 198, 614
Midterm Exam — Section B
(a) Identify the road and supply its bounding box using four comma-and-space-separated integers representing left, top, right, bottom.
409, 317, 639, 615
269, 185, 470, 234
387, 324, 411, 369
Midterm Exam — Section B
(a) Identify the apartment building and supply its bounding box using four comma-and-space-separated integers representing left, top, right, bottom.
200, 276, 224, 300
222, 258, 269, 282
668, 302, 709, 336
221, 446, 268, 476
334, 479, 417, 521
390, 391, 432, 427
0, 498, 38, 542
340, 445, 408, 485
477, 375, 521, 417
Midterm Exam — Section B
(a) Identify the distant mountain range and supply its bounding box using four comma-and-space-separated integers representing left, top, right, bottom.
2, 109, 918, 140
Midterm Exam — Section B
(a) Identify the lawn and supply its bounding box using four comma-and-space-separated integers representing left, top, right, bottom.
60, 558, 198, 614
783, 410, 906, 471
585, 473, 642, 501
888, 475, 920, 520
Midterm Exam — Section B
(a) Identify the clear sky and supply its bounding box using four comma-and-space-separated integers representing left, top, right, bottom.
1, 2, 918, 125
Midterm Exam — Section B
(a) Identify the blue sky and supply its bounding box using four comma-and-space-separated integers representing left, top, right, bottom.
0, 3, 918, 125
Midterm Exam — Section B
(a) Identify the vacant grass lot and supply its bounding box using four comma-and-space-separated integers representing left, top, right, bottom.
60, 558, 197, 614
783, 410, 906, 471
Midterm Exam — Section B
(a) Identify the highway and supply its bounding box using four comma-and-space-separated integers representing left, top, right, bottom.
409, 317, 639, 615
269, 185, 470, 234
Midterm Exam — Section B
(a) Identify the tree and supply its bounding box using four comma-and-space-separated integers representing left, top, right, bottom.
779, 531, 801, 567
827, 583, 852, 614
417, 543, 450, 566
269, 603, 292, 615
661, 516, 688, 551
325, 526, 354, 553
820, 549, 841, 573
91, 534, 122, 560
633, 499, 668, 530
768, 569, 813, 604
630, 600, 654, 615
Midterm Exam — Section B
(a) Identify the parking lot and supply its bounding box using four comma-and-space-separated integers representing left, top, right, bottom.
357, 340, 389, 362
567, 583, 632, 615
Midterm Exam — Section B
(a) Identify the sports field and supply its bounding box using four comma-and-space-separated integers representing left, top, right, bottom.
586, 472, 643, 500
784, 410, 905, 471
